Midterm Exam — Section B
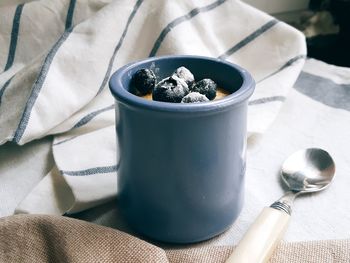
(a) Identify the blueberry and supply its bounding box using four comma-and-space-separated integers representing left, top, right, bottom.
181, 92, 209, 103
131, 68, 156, 95
191, 79, 217, 100
172, 66, 194, 86
152, 76, 189, 103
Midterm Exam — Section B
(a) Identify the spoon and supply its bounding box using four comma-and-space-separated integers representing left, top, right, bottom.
225, 148, 336, 263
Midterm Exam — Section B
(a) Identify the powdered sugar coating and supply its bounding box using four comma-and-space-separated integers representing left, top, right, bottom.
173, 66, 194, 86
181, 92, 209, 103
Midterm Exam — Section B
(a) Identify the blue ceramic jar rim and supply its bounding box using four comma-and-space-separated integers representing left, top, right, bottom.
109, 55, 255, 113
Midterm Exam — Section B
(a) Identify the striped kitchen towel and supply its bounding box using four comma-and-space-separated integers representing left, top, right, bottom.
0, 0, 306, 214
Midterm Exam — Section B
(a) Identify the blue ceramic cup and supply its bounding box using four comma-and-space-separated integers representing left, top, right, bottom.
109, 55, 255, 243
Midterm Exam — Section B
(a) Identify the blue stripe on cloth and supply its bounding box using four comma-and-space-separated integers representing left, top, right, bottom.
218, 19, 279, 60
97, 0, 144, 94
65, 0, 76, 30
73, 104, 114, 129
257, 54, 307, 83
294, 71, 350, 111
52, 104, 114, 146
12, 0, 77, 143
53, 135, 79, 146
4, 4, 24, 72
248, 96, 286, 106
61, 165, 118, 176
0, 77, 13, 105
149, 0, 227, 57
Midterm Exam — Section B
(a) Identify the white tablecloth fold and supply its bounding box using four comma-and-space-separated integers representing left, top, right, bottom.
0, 0, 306, 214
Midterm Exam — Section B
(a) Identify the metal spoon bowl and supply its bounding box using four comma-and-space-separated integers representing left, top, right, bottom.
281, 148, 335, 193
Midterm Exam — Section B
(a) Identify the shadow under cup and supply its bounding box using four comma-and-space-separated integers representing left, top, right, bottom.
109, 55, 255, 243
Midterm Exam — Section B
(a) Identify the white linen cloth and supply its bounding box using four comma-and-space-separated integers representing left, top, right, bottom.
1, 58, 350, 244
0, 0, 306, 214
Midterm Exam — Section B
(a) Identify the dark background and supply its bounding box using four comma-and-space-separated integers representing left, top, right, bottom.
307, 0, 350, 67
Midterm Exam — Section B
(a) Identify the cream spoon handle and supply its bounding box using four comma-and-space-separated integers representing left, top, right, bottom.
225, 207, 290, 263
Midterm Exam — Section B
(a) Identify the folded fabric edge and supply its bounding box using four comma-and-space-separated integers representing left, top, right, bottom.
247, 56, 306, 135
14, 164, 118, 215
14, 166, 75, 215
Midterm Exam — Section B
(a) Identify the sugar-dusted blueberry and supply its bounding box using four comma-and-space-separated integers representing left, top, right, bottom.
181, 92, 209, 103
172, 66, 195, 86
131, 68, 156, 95
152, 76, 189, 103
191, 79, 217, 100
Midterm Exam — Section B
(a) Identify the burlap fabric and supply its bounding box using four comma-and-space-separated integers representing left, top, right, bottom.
0, 215, 349, 262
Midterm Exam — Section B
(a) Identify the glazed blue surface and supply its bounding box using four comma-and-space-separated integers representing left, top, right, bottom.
109, 55, 255, 243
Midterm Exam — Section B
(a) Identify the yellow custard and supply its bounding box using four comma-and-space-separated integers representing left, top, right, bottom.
140, 87, 231, 101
